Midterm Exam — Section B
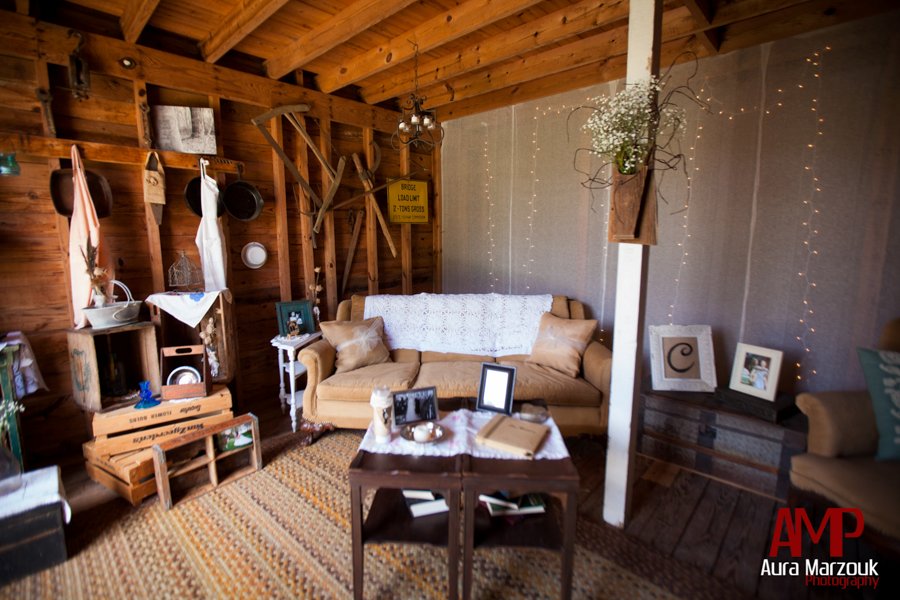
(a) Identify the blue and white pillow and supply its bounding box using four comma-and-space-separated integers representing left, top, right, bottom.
857, 348, 900, 461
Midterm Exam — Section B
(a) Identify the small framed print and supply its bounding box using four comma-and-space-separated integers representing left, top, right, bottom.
275, 300, 315, 337
729, 343, 783, 401
476, 363, 516, 415
649, 325, 717, 392
393, 386, 438, 426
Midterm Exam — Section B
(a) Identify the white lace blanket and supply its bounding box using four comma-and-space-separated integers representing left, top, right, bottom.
363, 293, 552, 356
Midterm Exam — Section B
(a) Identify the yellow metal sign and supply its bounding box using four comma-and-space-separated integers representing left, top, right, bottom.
387, 179, 429, 224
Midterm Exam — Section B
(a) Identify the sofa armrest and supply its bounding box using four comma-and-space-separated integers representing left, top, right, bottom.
298, 339, 337, 420
796, 390, 878, 458
582, 340, 612, 401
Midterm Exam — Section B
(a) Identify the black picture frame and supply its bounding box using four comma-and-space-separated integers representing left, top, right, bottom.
275, 300, 315, 337
476, 363, 516, 415
393, 386, 439, 426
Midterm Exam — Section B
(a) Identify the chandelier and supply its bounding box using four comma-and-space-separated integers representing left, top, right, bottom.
392, 43, 444, 150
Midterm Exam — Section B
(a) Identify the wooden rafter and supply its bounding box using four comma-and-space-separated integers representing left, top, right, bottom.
265, 0, 418, 80
316, 0, 544, 94
361, 0, 629, 105
681, 0, 720, 54
120, 0, 160, 43
200, 0, 291, 63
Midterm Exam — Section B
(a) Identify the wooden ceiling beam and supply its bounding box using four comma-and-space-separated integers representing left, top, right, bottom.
423, 7, 697, 108
120, 0, 160, 44
438, 36, 704, 121
265, 0, 418, 80
361, 0, 629, 105
200, 0, 291, 64
316, 0, 545, 94
15, 0, 28, 15
681, 0, 720, 54
0, 11, 399, 132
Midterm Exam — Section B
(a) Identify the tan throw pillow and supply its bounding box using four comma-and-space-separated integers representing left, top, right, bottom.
527, 313, 597, 377
320, 317, 391, 373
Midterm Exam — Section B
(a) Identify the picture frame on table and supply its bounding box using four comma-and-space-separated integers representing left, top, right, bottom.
476, 363, 516, 415
729, 342, 783, 401
275, 300, 315, 338
393, 386, 438, 426
648, 325, 717, 392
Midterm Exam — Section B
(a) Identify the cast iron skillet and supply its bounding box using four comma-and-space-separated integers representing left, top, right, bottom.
184, 176, 225, 218
222, 166, 263, 221
50, 168, 113, 218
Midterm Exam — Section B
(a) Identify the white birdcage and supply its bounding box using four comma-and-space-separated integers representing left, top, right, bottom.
168, 250, 203, 290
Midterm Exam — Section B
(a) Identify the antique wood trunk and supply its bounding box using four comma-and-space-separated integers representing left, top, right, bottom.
0, 502, 67, 584
638, 391, 807, 500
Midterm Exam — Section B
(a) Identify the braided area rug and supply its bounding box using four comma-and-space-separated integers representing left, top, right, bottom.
0, 431, 740, 599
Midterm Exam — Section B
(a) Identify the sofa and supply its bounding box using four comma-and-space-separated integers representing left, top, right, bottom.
297, 294, 612, 436
790, 318, 900, 545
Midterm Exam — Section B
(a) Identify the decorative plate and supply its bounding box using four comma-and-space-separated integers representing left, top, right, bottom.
166, 366, 202, 386
241, 242, 267, 269
399, 422, 445, 444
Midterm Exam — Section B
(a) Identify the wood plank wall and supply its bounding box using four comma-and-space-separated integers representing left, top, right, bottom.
0, 14, 437, 468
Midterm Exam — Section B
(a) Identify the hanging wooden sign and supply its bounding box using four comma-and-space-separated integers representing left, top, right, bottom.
387, 179, 429, 224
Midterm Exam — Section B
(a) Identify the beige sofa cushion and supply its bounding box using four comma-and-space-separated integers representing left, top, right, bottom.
414, 362, 485, 398
795, 391, 878, 457
422, 351, 494, 363
317, 362, 420, 401
497, 361, 600, 406
527, 312, 596, 377
320, 316, 391, 373
791, 453, 900, 539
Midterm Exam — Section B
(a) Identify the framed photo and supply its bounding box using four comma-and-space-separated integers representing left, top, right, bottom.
648, 325, 717, 392
392, 386, 438, 426
151, 105, 217, 154
476, 363, 516, 415
275, 300, 315, 337
729, 343, 783, 401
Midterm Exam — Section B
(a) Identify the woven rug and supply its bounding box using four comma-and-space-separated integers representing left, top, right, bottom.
0, 431, 741, 599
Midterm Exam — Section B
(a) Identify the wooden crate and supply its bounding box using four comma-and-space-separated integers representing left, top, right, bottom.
153, 413, 262, 510
90, 387, 233, 456
638, 391, 807, 500
67, 321, 161, 412
84, 459, 157, 506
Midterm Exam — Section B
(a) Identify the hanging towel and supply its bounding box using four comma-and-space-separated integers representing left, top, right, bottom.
194, 159, 227, 291
68, 145, 113, 328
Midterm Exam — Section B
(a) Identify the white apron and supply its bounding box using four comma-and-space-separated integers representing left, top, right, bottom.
194, 159, 227, 291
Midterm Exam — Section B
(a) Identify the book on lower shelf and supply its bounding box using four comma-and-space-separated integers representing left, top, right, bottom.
404, 493, 449, 517
475, 414, 550, 458
401, 489, 439, 501
480, 492, 546, 517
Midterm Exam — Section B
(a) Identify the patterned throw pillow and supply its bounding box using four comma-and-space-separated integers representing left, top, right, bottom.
857, 347, 900, 461
320, 317, 391, 373
527, 312, 597, 377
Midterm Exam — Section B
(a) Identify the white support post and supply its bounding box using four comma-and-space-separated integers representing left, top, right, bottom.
602, 0, 662, 528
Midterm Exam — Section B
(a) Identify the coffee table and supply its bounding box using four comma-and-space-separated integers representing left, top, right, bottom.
348, 401, 579, 600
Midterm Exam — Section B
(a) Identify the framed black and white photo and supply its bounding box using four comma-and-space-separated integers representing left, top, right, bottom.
476, 363, 516, 415
151, 105, 217, 154
275, 300, 315, 337
649, 325, 717, 392
729, 343, 783, 401
392, 387, 438, 426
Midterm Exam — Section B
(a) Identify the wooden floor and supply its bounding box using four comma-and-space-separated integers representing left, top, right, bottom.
61, 404, 896, 599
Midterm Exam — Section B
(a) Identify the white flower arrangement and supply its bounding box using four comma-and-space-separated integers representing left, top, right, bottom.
583, 77, 686, 176
1, 395, 24, 438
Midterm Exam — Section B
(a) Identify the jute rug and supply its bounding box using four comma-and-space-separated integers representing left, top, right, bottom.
0, 431, 741, 599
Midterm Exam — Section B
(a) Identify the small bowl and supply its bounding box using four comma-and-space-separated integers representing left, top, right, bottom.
83, 301, 142, 329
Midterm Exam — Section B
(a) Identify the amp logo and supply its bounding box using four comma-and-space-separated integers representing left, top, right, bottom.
769, 508, 864, 558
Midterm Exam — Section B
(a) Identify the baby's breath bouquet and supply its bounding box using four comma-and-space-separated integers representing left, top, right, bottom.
1, 395, 24, 438
583, 76, 685, 176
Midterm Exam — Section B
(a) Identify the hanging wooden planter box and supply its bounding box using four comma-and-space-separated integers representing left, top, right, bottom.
608, 165, 648, 241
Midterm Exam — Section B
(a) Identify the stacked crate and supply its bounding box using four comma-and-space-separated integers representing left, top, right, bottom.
83, 386, 233, 505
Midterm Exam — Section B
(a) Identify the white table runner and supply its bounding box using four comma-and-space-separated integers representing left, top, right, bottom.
358, 409, 569, 460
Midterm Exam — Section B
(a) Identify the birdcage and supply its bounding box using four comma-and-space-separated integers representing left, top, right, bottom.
168, 250, 203, 291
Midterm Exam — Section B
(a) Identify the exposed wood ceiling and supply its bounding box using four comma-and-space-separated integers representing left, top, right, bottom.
18, 0, 900, 120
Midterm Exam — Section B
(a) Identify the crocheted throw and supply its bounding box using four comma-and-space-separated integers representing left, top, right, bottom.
363, 293, 552, 356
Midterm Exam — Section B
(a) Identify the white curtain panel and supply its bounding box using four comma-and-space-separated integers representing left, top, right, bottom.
441, 12, 900, 393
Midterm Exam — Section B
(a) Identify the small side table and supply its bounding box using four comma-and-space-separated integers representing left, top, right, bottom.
270, 332, 322, 432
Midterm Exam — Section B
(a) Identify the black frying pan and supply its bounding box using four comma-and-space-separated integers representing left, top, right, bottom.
222, 167, 263, 221
50, 168, 113, 218
184, 176, 225, 218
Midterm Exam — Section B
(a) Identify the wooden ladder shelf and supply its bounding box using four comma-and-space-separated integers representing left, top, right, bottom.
152, 413, 262, 510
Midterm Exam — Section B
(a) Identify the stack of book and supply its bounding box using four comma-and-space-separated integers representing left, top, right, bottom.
478, 491, 546, 517
402, 489, 449, 517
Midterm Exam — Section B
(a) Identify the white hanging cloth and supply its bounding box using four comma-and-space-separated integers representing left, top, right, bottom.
68, 145, 113, 328
194, 159, 227, 291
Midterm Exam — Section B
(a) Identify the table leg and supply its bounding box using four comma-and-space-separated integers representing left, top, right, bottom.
447, 486, 460, 600
288, 352, 297, 432
277, 347, 286, 412
462, 487, 475, 600
351, 482, 364, 600
560, 491, 577, 600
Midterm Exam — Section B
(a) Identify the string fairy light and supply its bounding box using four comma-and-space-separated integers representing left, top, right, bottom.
482, 124, 499, 290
